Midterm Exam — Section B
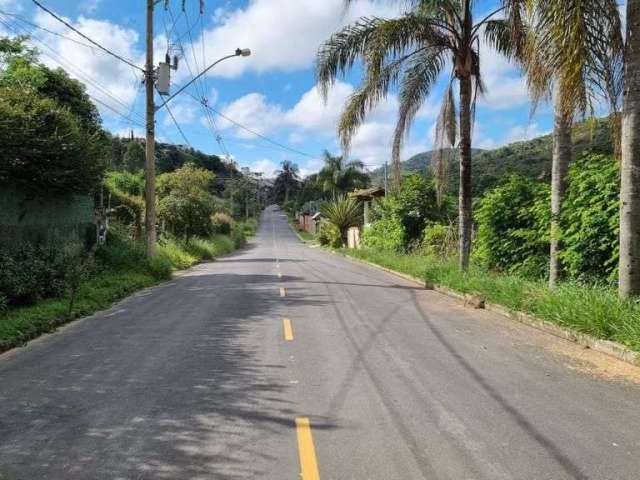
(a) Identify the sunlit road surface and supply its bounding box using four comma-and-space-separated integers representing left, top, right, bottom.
1, 206, 639, 479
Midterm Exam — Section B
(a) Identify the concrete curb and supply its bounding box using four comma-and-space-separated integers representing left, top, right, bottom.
329, 249, 640, 368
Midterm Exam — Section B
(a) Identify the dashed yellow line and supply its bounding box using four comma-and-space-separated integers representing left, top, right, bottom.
280, 287, 286, 297
283, 318, 293, 341
295, 417, 320, 480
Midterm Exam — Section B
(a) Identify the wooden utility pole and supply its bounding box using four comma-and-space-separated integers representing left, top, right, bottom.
144, 0, 157, 256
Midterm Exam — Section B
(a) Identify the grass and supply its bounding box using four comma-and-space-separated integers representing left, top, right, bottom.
297, 229, 315, 242
343, 248, 640, 353
0, 231, 242, 353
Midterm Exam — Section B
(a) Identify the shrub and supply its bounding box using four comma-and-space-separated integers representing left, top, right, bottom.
157, 163, 216, 239
421, 223, 457, 257
475, 175, 550, 278
394, 174, 451, 243
317, 220, 342, 248
320, 196, 361, 246
157, 237, 198, 269
230, 223, 248, 248
0, 243, 70, 306
211, 212, 235, 234
561, 153, 619, 282
363, 196, 405, 251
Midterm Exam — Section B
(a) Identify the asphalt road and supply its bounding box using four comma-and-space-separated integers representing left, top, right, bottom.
1, 206, 639, 480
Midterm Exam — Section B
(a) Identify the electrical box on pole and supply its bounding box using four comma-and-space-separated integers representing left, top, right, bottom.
157, 62, 171, 95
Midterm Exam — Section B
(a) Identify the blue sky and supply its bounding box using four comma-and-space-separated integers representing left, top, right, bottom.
3, 0, 554, 177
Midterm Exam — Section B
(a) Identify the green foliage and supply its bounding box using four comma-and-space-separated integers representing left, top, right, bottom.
317, 150, 369, 198
560, 154, 619, 282
211, 212, 234, 234
157, 163, 216, 239
123, 141, 145, 172
362, 197, 405, 251
475, 175, 550, 278
317, 220, 342, 248
273, 160, 300, 203
344, 249, 640, 352
362, 178, 449, 252
320, 196, 361, 246
0, 243, 70, 306
394, 175, 451, 244
0, 84, 105, 196
421, 223, 457, 257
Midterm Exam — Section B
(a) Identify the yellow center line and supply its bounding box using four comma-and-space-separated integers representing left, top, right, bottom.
295, 417, 320, 480
283, 318, 293, 341
280, 287, 286, 297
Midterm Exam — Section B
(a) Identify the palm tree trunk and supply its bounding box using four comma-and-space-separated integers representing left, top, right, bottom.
549, 85, 572, 288
458, 76, 473, 272
619, 1, 640, 299
285, 185, 289, 203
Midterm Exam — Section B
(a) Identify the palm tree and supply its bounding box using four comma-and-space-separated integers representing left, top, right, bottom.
317, 0, 522, 271
619, 1, 640, 299
274, 160, 299, 203
317, 150, 369, 199
320, 196, 362, 246
513, 1, 623, 287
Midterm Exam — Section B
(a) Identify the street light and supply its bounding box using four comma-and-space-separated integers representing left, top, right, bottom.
155, 48, 251, 112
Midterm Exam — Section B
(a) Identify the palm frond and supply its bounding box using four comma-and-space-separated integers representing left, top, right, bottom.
432, 82, 457, 205
391, 47, 447, 191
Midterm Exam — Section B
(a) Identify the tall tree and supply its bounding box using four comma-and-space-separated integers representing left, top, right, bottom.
317, 0, 520, 271
317, 150, 369, 198
274, 160, 300, 203
514, 0, 623, 287
619, 1, 640, 298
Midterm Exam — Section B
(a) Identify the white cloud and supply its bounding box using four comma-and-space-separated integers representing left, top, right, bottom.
162, 97, 199, 127
79, 0, 102, 14
217, 92, 285, 139
251, 158, 280, 177
475, 122, 550, 150
31, 11, 144, 122
186, 0, 402, 79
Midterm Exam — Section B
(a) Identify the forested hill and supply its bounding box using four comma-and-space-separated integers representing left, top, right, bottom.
370, 117, 613, 195
109, 135, 241, 190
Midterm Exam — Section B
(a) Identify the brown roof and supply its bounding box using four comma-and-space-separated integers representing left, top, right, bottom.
348, 187, 386, 200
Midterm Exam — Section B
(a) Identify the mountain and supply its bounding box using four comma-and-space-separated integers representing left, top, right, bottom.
369, 117, 613, 196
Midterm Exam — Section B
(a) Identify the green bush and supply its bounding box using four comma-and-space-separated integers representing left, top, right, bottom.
157, 237, 198, 269
394, 174, 451, 244
211, 212, 234, 234
421, 223, 457, 257
561, 153, 619, 282
317, 220, 342, 248
320, 196, 361, 246
230, 224, 248, 248
363, 197, 405, 251
475, 175, 550, 278
0, 243, 71, 306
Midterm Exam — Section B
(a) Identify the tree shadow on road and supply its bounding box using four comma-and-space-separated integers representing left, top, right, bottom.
0, 271, 337, 479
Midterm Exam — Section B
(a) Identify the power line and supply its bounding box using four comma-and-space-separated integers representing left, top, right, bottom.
157, 87, 193, 148
0, 16, 146, 126
183, 90, 317, 159
0, 10, 101, 51
30, 0, 144, 72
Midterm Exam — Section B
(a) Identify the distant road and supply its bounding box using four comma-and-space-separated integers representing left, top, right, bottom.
1, 205, 639, 479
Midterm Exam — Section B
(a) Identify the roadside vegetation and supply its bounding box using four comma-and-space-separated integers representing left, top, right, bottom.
0, 38, 260, 353
270, 1, 639, 356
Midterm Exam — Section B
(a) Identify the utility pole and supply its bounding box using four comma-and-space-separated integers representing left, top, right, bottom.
144, 0, 157, 256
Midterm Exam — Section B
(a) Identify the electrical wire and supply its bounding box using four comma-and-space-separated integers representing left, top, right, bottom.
156, 87, 193, 148
0, 16, 145, 128
30, 0, 144, 72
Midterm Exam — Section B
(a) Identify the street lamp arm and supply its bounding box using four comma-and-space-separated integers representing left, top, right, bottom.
155, 49, 251, 112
